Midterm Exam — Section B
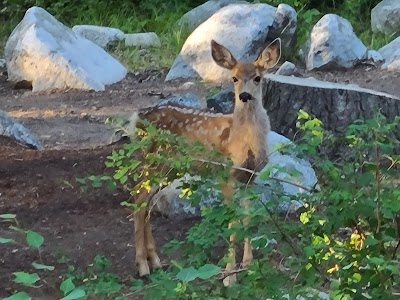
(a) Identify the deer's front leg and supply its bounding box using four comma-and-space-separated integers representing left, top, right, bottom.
222, 180, 237, 286
241, 198, 253, 267
134, 189, 150, 277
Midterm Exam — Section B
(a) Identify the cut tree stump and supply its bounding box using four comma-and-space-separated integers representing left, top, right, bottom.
263, 74, 400, 138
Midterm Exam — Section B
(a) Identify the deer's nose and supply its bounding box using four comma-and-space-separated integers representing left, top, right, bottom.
239, 92, 253, 102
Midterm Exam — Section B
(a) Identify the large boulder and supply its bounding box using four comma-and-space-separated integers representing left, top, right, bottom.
152, 131, 317, 219
166, 3, 296, 82
5, 6, 127, 93
379, 37, 400, 72
301, 14, 368, 70
178, 0, 248, 33
72, 25, 124, 48
371, 0, 400, 35
0, 110, 44, 150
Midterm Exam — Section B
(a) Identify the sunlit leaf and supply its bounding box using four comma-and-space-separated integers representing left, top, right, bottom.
4, 291, 31, 300
32, 262, 55, 271
13, 272, 40, 286
176, 267, 198, 282
61, 288, 86, 300
197, 264, 221, 280
26, 231, 44, 248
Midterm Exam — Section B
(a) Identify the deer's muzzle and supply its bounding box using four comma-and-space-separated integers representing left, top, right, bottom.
239, 92, 253, 102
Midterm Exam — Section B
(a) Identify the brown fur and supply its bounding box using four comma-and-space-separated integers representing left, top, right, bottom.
126, 38, 281, 285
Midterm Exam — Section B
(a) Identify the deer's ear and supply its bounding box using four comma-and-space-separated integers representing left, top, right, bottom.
254, 38, 281, 70
211, 40, 237, 70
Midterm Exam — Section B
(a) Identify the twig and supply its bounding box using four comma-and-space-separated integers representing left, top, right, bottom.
192, 158, 313, 192
218, 267, 248, 280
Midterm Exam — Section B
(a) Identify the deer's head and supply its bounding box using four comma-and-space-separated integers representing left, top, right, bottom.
211, 38, 281, 111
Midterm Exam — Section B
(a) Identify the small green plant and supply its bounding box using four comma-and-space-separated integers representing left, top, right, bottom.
1, 213, 85, 300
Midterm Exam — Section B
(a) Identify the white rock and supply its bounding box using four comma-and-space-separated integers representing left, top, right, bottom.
371, 0, 400, 35
124, 32, 161, 47
152, 131, 317, 219
302, 14, 368, 70
275, 61, 298, 76
0, 58, 5, 68
379, 36, 400, 72
367, 50, 384, 63
166, 3, 296, 82
72, 25, 124, 48
178, 0, 248, 33
5, 7, 127, 93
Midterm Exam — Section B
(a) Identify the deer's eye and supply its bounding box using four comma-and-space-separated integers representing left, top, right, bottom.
254, 76, 261, 83
232, 77, 238, 83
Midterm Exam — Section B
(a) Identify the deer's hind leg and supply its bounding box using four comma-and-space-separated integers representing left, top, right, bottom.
144, 212, 162, 270
134, 187, 156, 277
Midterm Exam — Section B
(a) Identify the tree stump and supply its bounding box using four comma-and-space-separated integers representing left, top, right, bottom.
263, 74, 400, 138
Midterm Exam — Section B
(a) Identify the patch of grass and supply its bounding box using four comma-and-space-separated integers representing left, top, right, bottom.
359, 30, 397, 50
110, 26, 189, 71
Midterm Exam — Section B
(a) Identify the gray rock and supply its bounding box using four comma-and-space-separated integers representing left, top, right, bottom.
379, 37, 400, 71
302, 14, 368, 70
124, 32, 161, 47
178, 0, 248, 33
166, 3, 296, 82
72, 25, 124, 48
275, 61, 298, 76
0, 58, 5, 68
152, 131, 317, 219
5, 6, 127, 93
367, 49, 384, 63
0, 110, 44, 150
371, 0, 400, 35
272, 4, 297, 49
158, 92, 202, 108
206, 87, 234, 113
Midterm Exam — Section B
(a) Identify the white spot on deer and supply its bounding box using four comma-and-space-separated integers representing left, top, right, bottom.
193, 117, 197, 121
196, 120, 203, 126
178, 123, 183, 128
161, 112, 166, 117
185, 119, 189, 124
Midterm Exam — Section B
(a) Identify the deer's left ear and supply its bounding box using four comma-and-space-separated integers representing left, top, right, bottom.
254, 38, 281, 70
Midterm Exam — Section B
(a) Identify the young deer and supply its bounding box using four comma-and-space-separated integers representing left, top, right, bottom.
124, 38, 281, 286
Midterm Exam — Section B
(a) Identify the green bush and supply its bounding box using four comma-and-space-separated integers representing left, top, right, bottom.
90, 111, 399, 299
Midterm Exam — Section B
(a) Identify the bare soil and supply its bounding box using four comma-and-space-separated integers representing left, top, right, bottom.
1, 63, 399, 299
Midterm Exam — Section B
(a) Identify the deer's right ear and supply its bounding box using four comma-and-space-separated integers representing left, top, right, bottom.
211, 40, 237, 70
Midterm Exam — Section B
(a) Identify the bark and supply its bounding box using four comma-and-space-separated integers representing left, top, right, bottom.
263, 74, 400, 139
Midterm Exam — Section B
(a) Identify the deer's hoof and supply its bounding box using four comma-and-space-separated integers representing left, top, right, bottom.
223, 274, 237, 287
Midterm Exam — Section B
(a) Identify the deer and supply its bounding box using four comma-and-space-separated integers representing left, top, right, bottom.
120, 37, 281, 286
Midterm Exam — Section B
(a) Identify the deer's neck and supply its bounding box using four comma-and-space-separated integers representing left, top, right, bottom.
228, 98, 270, 171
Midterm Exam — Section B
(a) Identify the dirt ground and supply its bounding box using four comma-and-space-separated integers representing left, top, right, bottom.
1, 62, 400, 299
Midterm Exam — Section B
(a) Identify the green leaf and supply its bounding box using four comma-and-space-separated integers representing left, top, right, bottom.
0, 237, 15, 244
26, 230, 44, 248
176, 267, 199, 283
197, 264, 221, 280
0, 213, 16, 219
60, 277, 76, 295
61, 288, 86, 300
13, 272, 40, 286
32, 262, 55, 271
4, 291, 31, 300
